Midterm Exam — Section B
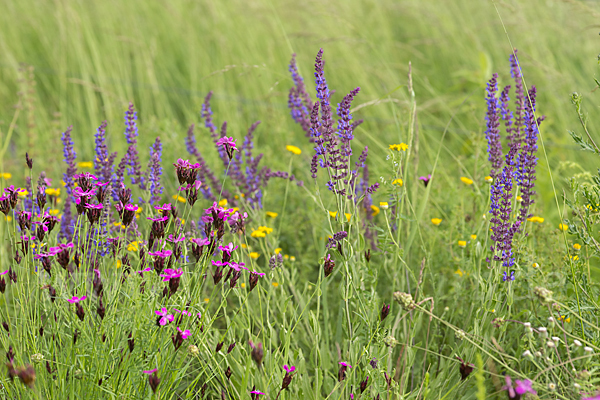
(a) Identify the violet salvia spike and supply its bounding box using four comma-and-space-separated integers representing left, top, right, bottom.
94, 121, 113, 183
288, 54, 314, 140
485, 73, 503, 178
509, 49, 526, 146
147, 137, 163, 205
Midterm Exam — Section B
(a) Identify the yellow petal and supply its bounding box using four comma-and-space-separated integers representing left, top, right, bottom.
286, 145, 302, 155
460, 177, 473, 185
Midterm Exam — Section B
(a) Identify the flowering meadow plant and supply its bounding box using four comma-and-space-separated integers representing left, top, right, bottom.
0, 47, 598, 400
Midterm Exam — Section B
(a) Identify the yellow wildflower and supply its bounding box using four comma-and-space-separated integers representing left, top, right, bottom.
18, 190, 28, 197
284, 255, 289, 260
272, 282, 279, 288
127, 241, 139, 252
532, 262, 539, 268
344, 213, 352, 222
389, 143, 408, 151
458, 240, 467, 248
266, 211, 278, 218
392, 179, 403, 187
45, 188, 61, 196
527, 216, 544, 223
115, 259, 122, 268
49, 209, 60, 216
573, 243, 581, 251
329, 211, 337, 218
0, 173, 12, 179
249, 252, 260, 259
516, 196, 523, 202
484, 176, 493, 183
274, 248, 282, 254
559, 223, 568, 231
241, 283, 246, 288
251, 230, 266, 238
290, 256, 296, 262
172, 195, 186, 203
241, 243, 248, 249
218, 199, 228, 207
204, 298, 210, 303
470, 234, 477, 240
460, 177, 473, 185
454, 269, 465, 277
558, 315, 571, 323
61, 180, 66, 187
431, 218, 442, 226
286, 145, 302, 155
570, 255, 579, 261
5, 216, 12, 222
78, 161, 93, 169
136, 207, 142, 214
370, 205, 380, 216
379, 202, 389, 210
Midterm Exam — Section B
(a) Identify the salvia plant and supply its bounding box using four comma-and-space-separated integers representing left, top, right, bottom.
0, 47, 598, 400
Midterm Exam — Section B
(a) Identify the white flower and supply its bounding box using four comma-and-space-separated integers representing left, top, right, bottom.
547, 341, 555, 348
548, 382, 556, 391
584, 346, 593, 353
573, 339, 582, 347
522, 350, 533, 359
551, 336, 560, 343
538, 327, 547, 337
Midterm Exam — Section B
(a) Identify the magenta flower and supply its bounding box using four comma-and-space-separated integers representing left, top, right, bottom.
176, 327, 191, 340
148, 249, 173, 258
160, 268, 183, 282
418, 174, 432, 187
154, 203, 172, 212
583, 393, 600, 400
515, 379, 536, 396
339, 362, 352, 368
283, 365, 295, 373
84, 203, 103, 209
143, 368, 158, 374
155, 308, 174, 326
136, 267, 153, 274
0, 270, 8, 276
216, 136, 238, 151
167, 234, 186, 243
250, 391, 265, 396
147, 215, 169, 222
67, 296, 87, 303
228, 261, 247, 272
190, 237, 210, 246
218, 242, 238, 256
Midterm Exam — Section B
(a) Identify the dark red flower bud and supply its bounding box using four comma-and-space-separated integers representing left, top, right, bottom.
148, 371, 160, 393
227, 342, 236, 354
128, 332, 135, 353
17, 365, 35, 388
25, 153, 33, 169
215, 341, 224, 353
324, 254, 335, 277
360, 376, 369, 393
75, 303, 85, 321
225, 366, 232, 379
380, 304, 391, 321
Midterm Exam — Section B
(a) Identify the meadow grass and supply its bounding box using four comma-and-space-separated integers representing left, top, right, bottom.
0, 0, 599, 399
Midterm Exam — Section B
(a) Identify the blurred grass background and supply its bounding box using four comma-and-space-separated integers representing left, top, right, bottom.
0, 0, 599, 222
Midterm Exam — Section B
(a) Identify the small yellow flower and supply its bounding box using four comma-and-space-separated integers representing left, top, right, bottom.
290, 256, 296, 262
392, 178, 403, 187
266, 211, 278, 218
272, 282, 279, 288
516, 196, 523, 202
286, 145, 302, 155
484, 176, 493, 183
241, 283, 246, 288
5, 216, 12, 222
454, 269, 465, 277
460, 177, 473, 185
527, 216, 544, 223
61, 180, 66, 187
49, 209, 60, 216
18, 190, 28, 197
136, 207, 142, 214
115, 259, 122, 268
127, 241, 139, 252
251, 230, 266, 238
249, 252, 260, 259
204, 298, 210, 303
329, 211, 337, 218
389, 143, 408, 151
379, 202, 389, 210
344, 213, 352, 222
283, 254, 289, 260
370, 205, 380, 216
558, 315, 571, 323
570, 255, 579, 261
470, 234, 477, 240
532, 262, 539, 268
274, 248, 282, 254
78, 161, 93, 169
241, 243, 248, 249
458, 240, 467, 248
573, 243, 581, 251
218, 199, 228, 207
172, 195, 186, 203
257, 226, 273, 234
45, 188, 61, 196
0, 173, 12, 179
559, 223, 569, 231
431, 218, 442, 226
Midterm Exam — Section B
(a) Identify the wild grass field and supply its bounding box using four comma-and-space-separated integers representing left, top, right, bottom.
0, 0, 600, 399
